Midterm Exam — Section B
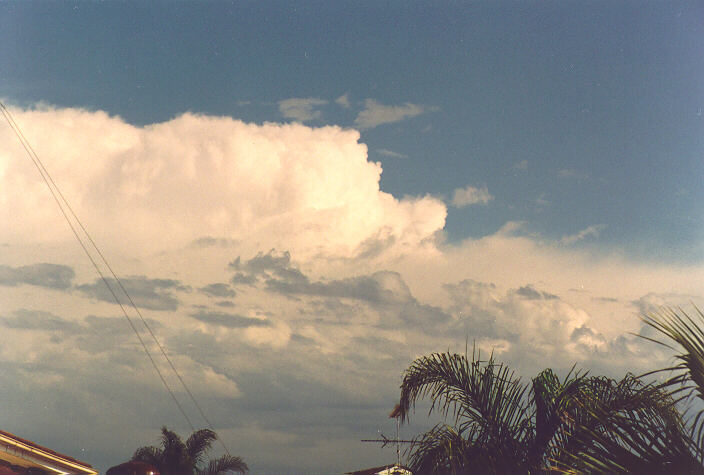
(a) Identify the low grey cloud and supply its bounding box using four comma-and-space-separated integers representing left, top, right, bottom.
230, 250, 451, 330
0, 310, 156, 354
354, 99, 434, 129
199, 283, 236, 298
231, 273, 258, 286
593, 296, 619, 303
188, 237, 240, 249
215, 300, 235, 308
515, 285, 559, 300
230, 250, 307, 284
0, 309, 81, 333
76, 276, 188, 311
278, 97, 328, 122
189, 311, 271, 329
0, 263, 75, 290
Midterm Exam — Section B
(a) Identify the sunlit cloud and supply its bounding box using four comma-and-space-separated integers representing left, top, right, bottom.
354, 99, 434, 129
0, 106, 446, 260
451, 185, 493, 208
335, 93, 351, 109
278, 97, 328, 122
560, 224, 607, 245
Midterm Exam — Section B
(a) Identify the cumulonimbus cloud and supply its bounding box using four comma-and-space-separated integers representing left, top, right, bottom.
1, 105, 447, 260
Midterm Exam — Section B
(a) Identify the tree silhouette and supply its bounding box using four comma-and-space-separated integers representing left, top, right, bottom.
394, 349, 698, 473
132, 427, 247, 475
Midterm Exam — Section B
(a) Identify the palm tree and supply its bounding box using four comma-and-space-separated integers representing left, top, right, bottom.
394, 348, 697, 473
132, 426, 248, 475
641, 306, 704, 456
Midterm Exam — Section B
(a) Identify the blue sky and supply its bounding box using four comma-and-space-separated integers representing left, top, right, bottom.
1, 2, 703, 473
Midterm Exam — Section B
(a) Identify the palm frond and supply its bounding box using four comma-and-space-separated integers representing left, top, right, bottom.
397, 350, 533, 470
133, 427, 247, 475
405, 423, 472, 474
197, 454, 248, 475
529, 367, 590, 468
398, 350, 530, 438
641, 306, 704, 454
553, 373, 701, 472
186, 429, 217, 467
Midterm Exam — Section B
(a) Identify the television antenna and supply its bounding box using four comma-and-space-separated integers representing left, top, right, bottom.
361, 404, 414, 467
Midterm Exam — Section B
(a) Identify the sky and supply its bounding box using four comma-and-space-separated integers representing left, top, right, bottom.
0, 1, 703, 473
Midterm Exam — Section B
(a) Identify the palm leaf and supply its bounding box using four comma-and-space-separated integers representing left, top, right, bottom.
641, 305, 704, 460
186, 429, 217, 467
397, 349, 533, 470
405, 423, 472, 474
132, 427, 248, 475
197, 454, 248, 475
552, 374, 700, 473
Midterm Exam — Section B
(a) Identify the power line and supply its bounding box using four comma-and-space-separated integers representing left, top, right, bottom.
1, 102, 229, 450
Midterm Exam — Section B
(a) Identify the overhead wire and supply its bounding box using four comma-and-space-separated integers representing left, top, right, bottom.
0, 101, 230, 451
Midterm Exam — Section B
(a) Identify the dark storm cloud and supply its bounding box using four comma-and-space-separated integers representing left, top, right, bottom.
76, 276, 188, 311
0, 263, 75, 290
515, 285, 559, 300
189, 311, 271, 329
198, 283, 236, 298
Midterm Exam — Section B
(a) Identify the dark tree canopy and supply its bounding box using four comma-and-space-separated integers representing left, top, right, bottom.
394, 346, 701, 474
132, 427, 247, 475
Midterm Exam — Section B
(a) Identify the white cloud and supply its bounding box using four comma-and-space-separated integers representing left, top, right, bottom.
0, 105, 446, 260
560, 224, 606, 245
278, 97, 328, 122
335, 93, 351, 109
354, 99, 433, 129
451, 185, 493, 207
